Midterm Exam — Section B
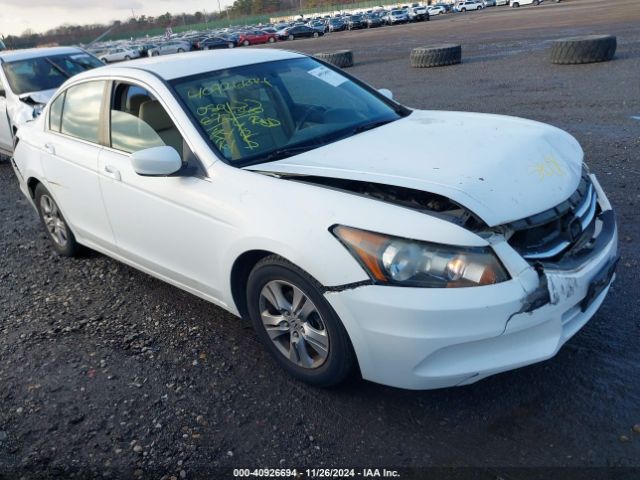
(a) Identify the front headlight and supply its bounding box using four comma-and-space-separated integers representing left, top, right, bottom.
332, 225, 510, 288
32, 104, 45, 119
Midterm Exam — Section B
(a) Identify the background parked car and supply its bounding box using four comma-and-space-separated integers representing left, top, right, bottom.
363, 13, 384, 27
99, 47, 140, 63
277, 25, 323, 40
384, 9, 410, 25
455, 0, 484, 11
328, 18, 347, 32
135, 44, 158, 57
148, 40, 192, 56
238, 30, 278, 46
408, 5, 430, 21
0, 46, 103, 156
427, 5, 447, 14
199, 36, 236, 49
511, 0, 542, 6
483, 0, 497, 6
308, 20, 328, 33
346, 14, 366, 30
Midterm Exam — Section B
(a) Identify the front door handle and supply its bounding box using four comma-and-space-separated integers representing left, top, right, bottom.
43, 143, 55, 155
104, 165, 121, 181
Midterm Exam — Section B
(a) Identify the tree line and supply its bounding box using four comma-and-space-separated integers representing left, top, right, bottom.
1, 0, 356, 50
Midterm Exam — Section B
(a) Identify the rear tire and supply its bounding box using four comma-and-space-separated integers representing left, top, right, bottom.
228, 43, 235, 48
35, 184, 80, 257
288, 34, 295, 40
246, 255, 357, 387
512, 2, 519, 6
313, 32, 319, 38
243, 40, 250, 46
268, 37, 275, 43
178, 48, 185, 53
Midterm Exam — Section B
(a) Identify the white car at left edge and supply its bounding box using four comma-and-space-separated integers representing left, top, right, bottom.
0, 46, 103, 157
11, 49, 618, 390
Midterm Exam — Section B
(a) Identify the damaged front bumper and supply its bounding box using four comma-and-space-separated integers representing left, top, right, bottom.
323, 175, 618, 390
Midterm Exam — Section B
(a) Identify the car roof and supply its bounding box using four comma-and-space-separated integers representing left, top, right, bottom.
0, 46, 84, 63
78, 48, 305, 82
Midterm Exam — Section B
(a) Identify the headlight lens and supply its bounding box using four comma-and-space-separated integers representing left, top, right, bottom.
332, 225, 510, 288
32, 104, 45, 118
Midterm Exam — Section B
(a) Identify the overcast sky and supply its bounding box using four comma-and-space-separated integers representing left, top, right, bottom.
0, 0, 233, 37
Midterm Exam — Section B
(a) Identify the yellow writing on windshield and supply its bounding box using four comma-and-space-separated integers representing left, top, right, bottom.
196, 99, 281, 153
187, 77, 273, 99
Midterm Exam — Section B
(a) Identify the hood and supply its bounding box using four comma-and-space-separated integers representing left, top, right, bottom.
247, 110, 584, 227
18, 89, 57, 105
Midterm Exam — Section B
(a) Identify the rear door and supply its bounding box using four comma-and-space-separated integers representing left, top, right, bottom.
40, 80, 115, 248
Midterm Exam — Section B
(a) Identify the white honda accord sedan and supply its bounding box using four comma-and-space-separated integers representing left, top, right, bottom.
11, 49, 618, 389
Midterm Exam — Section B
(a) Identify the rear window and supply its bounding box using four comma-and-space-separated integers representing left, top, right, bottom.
60, 80, 106, 144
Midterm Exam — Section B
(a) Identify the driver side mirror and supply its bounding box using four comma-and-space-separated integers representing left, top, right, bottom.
378, 88, 393, 100
131, 146, 182, 176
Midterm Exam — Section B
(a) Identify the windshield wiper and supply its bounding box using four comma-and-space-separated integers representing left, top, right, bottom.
45, 58, 71, 78
63, 57, 98, 71
252, 144, 319, 164
351, 118, 395, 135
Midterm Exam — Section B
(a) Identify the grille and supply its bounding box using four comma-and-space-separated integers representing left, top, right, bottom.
507, 174, 598, 262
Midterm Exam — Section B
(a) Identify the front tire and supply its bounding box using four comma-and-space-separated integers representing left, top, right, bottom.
288, 34, 295, 40
268, 36, 275, 43
178, 48, 185, 53
35, 184, 80, 257
246, 255, 356, 387
243, 40, 250, 46
313, 32, 319, 38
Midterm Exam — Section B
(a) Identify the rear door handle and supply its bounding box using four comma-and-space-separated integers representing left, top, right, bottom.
43, 143, 55, 155
104, 165, 121, 181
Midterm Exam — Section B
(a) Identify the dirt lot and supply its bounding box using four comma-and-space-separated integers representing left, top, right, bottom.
1, 0, 639, 478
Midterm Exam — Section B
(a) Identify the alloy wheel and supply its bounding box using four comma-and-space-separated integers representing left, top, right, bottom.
39, 194, 68, 247
259, 280, 329, 369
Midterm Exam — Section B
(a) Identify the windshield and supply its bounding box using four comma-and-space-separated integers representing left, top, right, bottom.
2, 52, 103, 95
171, 57, 405, 166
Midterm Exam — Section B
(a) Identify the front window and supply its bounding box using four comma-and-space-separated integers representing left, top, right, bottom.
171, 57, 405, 166
2, 53, 103, 95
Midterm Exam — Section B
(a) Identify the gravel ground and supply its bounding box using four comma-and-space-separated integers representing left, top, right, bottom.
1, 0, 639, 478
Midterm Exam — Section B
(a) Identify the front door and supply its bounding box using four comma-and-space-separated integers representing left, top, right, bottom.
97, 81, 229, 301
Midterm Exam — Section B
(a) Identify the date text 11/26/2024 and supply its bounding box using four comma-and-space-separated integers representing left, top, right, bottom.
233, 468, 401, 478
